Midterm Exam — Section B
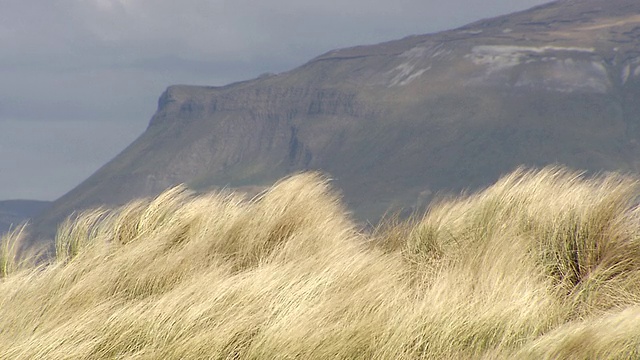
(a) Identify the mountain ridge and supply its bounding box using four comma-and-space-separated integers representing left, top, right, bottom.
28, 0, 640, 244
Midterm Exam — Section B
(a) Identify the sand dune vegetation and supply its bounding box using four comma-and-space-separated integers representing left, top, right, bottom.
2, 167, 640, 359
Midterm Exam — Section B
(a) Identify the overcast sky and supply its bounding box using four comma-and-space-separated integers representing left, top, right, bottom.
0, 0, 552, 201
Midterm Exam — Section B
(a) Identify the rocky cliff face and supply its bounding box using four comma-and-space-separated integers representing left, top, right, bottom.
31, 0, 640, 241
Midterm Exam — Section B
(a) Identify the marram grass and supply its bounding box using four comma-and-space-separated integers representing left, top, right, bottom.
2, 167, 640, 359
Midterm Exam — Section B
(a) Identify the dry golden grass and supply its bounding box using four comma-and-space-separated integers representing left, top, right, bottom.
2, 167, 640, 359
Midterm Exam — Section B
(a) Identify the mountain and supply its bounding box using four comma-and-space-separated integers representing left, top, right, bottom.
0, 200, 51, 235
29, 0, 640, 244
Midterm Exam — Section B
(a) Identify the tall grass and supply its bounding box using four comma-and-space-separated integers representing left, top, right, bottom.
2, 167, 640, 358
0, 225, 24, 278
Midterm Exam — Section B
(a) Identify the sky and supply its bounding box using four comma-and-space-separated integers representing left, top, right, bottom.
0, 0, 552, 201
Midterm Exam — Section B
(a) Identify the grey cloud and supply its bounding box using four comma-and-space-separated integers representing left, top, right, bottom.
0, 119, 145, 200
2, 0, 552, 68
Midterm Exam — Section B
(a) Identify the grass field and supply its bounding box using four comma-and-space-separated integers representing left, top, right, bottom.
2, 167, 640, 359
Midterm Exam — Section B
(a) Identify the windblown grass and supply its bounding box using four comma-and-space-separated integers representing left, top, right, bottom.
2, 167, 640, 359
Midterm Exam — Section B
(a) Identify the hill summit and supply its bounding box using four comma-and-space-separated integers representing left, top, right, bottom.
31, 0, 640, 240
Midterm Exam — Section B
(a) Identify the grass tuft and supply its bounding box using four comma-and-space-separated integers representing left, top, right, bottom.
2, 167, 640, 358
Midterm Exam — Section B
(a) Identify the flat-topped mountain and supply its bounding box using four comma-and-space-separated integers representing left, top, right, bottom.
30, 0, 640, 242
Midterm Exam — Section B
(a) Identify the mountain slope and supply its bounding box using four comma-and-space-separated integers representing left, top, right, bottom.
31, 0, 640, 241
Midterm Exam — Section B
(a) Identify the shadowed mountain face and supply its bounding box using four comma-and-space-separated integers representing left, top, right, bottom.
30, 0, 640, 241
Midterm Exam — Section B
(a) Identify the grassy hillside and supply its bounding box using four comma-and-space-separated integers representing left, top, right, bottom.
3, 167, 640, 359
